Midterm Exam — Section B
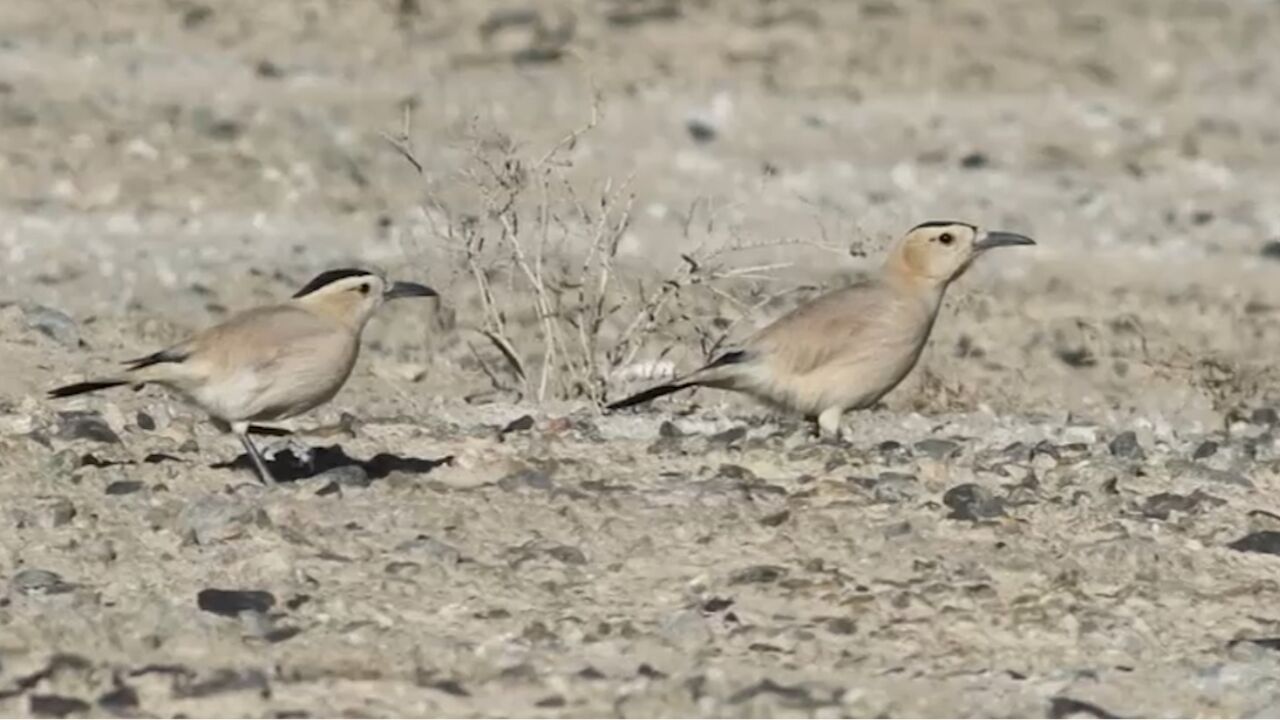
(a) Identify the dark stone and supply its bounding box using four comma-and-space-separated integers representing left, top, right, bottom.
959, 152, 989, 169
1252, 408, 1279, 426
637, 663, 667, 679
709, 426, 747, 444
1228, 531, 1280, 556
686, 118, 717, 143
424, 678, 469, 696
1056, 347, 1096, 368
196, 588, 276, 617
1108, 431, 1144, 460
1031, 440, 1061, 461
54, 411, 120, 444
97, 684, 139, 711
702, 597, 734, 613
105, 481, 143, 496
546, 545, 587, 565
1228, 637, 1280, 652
759, 510, 790, 527
729, 565, 786, 585
535, 695, 566, 708
264, 626, 302, 643
23, 304, 80, 348
255, 59, 285, 79
825, 616, 857, 635
914, 438, 961, 460
728, 678, 813, 705
1140, 490, 1222, 520
30, 496, 76, 527
873, 472, 919, 503
1048, 695, 1120, 718
500, 414, 535, 437
1193, 440, 1218, 459
181, 4, 214, 28
135, 412, 156, 431
11, 568, 74, 595
29, 695, 90, 718
717, 464, 756, 481
943, 484, 1005, 521
1261, 240, 1280, 260
658, 421, 683, 438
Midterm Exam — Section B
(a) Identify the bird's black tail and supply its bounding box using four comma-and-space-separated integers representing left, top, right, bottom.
48, 380, 129, 399
605, 382, 693, 412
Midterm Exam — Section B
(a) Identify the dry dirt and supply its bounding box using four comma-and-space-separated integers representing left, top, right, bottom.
4, 0, 1280, 717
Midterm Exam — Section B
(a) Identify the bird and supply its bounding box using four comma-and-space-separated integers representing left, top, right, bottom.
48, 268, 438, 485
606, 221, 1035, 439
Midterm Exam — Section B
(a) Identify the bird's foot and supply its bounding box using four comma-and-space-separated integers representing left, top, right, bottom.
266, 436, 315, 471
816, 408, 846, 443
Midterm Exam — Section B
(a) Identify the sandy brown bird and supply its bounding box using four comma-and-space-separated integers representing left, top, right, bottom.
607, 221, 1034, 438
48, 269, 437, 485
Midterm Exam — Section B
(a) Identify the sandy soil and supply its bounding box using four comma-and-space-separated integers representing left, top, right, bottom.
4, 0, 1280, 716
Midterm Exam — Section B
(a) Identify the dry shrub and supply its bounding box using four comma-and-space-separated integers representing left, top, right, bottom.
385, 101, 809, 406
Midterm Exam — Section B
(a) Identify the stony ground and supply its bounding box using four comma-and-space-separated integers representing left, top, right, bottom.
4, 0, 1280, 717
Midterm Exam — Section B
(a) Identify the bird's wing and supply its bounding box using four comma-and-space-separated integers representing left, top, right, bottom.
189, 304, 342, 374
738, 280, 892, 376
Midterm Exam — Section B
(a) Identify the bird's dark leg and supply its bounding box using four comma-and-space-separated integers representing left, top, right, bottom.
238, 433, 278, 485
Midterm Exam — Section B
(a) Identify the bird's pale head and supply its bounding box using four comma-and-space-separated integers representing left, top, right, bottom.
292, 268, 437, 327
888, 221, 1034, 286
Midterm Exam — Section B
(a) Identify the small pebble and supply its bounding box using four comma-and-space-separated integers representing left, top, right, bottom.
313, 464, 370, 488
499, 414, 535, 437
394, 535, 463, 565
729, 565, 786, 585
1193, 440, 1219, 460
23, 304, 80, 348
1229, 531, 1280, 556
959, 151, 989, 169
179, 495, 270, 545
872, 473, 919, 504
709, 426, 747, 445
11, 568, 75, 595
105, 480, 143, 496
547, 545, 588, 565
943, 483, 1006, 521
686, 117, 717, 143
31, 496, 76, 528
1261, 240, 1280, 261
914, 438, 961, 460
1108, 431, 1145, 460
196, 588, 277, 617
29, 694, 90, 719
1252, 408, 1279, 426
1140, 490, 1222, 520
54, 411, 120, 444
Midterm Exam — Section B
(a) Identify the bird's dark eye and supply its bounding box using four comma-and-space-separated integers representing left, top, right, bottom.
358, 283, 371, 295
938, 232, 954, 245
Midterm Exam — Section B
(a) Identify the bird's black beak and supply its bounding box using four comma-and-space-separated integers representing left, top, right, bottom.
974, 230, 1036, 251
384, 281, 438, 300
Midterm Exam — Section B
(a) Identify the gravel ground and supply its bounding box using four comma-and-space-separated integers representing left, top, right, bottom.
4, 0, 1280, 717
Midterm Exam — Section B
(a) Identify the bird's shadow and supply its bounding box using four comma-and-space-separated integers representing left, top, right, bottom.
211, 443, 452, 484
